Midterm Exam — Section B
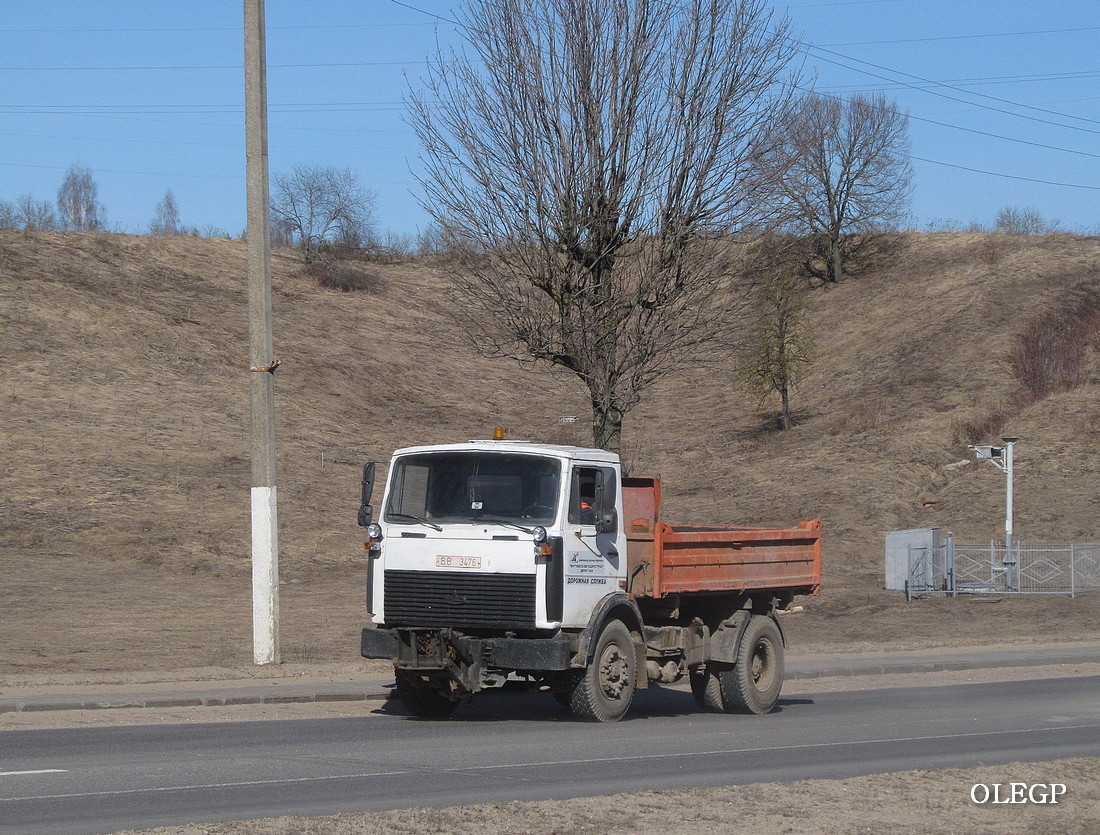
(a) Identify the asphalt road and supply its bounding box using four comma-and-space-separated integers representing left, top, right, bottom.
2, 676, 1099, 835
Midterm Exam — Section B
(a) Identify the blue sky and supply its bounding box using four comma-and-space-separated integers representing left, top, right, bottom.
2, 1, 1097, 238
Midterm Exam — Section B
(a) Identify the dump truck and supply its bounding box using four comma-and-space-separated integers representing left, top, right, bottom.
358, 436, 821, 722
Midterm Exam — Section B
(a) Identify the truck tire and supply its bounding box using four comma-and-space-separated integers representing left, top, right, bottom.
689, 665, 725, 712
394, 671, 460, 718
567, 619, 636, 722
721, 615, 784, 715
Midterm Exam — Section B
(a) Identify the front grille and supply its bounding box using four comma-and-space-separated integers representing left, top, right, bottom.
384, 569, 536, 629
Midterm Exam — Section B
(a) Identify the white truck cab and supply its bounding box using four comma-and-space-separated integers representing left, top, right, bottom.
364, 439, 626, 631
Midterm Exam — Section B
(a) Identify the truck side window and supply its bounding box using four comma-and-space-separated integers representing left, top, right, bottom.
568, 467, 597, 525
568, 466, 616, 525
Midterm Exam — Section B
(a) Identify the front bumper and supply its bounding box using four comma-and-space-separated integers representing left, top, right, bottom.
361, 626, 573, 691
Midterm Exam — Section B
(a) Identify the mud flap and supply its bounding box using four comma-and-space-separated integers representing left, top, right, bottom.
361, 627, 397, 659
709, 610, 750, 665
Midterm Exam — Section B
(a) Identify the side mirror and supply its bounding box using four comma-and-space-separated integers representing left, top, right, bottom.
594, 468, 618, 534
357, 462, 376, 527
595, 509, 618, 535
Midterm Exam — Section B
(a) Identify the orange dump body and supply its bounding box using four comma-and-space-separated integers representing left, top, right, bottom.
623, 476, 821, 600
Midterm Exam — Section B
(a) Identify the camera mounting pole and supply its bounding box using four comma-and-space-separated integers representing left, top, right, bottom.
968, 437, 1019, 586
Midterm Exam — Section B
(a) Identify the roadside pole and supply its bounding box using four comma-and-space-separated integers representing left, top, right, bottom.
244, 0, 280, 665
1003, 437, 1016, 556
1002, 436, 1017, 589
968, 436, 1019, 592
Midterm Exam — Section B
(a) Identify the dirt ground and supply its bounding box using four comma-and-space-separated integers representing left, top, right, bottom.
4, 232, 1100, 683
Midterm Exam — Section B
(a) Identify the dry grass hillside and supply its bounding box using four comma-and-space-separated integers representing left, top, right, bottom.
2, 229, 1099, 678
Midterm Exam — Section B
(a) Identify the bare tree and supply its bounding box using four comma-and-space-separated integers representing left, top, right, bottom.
149, 190, 181, 236
270, 165, 376, 262
0, 200, 18, 231
759, 92, 911, 283
270, 217, 296, 250
410, 0, 800, 451
57, 164, 104, 232
415, 224, 448, 257
994, 205, 1058, 236
15, 195, 59, 231
740, 237, 813, 431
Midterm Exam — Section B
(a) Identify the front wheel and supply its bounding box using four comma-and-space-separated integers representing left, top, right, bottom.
567, 619, 636, 722
394, 671, 460, 718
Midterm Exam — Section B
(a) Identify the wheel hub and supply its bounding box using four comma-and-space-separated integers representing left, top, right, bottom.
600, 645, 629, 699
751, 640, 773, 687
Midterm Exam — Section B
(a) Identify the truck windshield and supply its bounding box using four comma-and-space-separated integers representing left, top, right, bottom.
385, 452, 560, 526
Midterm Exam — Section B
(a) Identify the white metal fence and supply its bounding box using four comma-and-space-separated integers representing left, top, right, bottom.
906, 534, 1100, 598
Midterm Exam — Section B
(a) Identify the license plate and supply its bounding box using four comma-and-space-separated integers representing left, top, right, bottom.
436, 555, 481, 569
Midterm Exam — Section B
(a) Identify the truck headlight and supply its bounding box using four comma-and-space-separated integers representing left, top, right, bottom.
532, 526, 548, 544
366, 523, 383, 542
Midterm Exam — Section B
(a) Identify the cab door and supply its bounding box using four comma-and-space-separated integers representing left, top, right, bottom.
560, 464, 625, 626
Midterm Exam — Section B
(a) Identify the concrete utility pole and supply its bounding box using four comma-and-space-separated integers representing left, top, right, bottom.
244, 0, 280, 665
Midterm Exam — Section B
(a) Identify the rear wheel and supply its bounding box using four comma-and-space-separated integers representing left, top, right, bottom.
689, 665, 725, 712
721, 615, 784, 715
394, 671, 460, 718
567, 619, 636, 722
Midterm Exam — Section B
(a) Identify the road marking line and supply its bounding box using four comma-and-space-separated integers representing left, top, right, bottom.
0, 769, 415, 802
0, 770, 68, 777
3, 720, 1099, 803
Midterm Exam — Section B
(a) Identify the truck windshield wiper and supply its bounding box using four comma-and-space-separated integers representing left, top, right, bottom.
389, 513, 443, 532
476, 518, 536, 535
